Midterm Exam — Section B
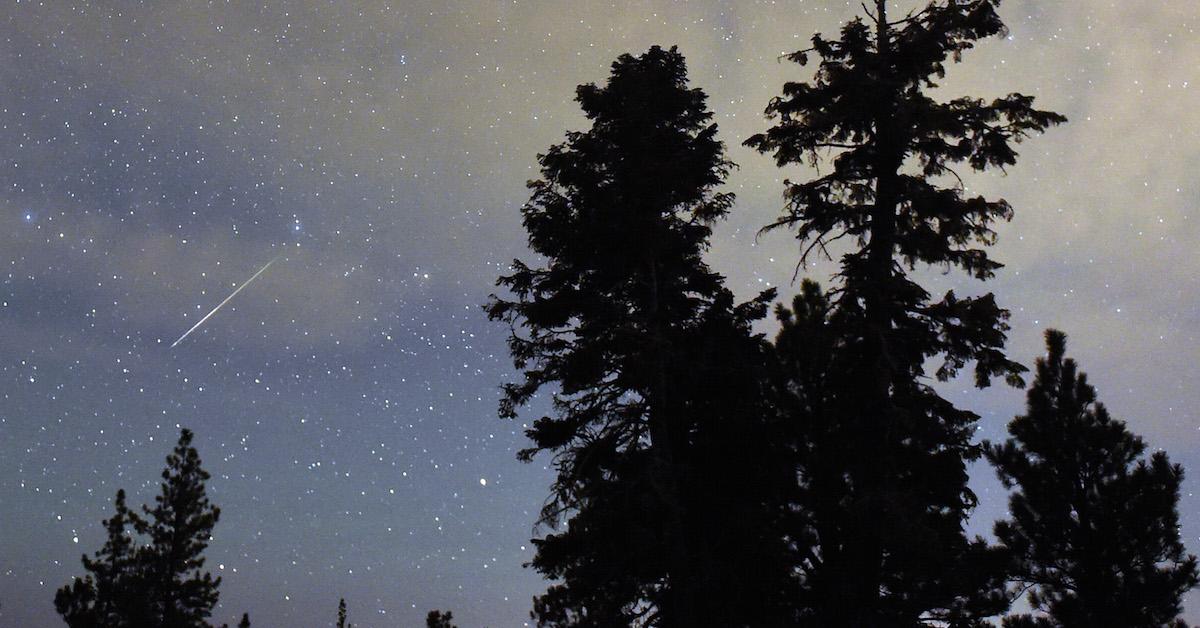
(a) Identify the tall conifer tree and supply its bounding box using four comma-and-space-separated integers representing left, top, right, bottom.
748, 1, 1064, 624
489, 46, 785, 626
988, 330, 1198, 628
141, 428, 222, 628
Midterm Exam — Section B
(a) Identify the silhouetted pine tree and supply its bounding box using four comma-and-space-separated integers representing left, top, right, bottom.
768, 280, 845, 622
218, 612, 250, 628
426, 609, 458, 628
56, 489, 152, 627
748, 1, 1064, 624
139, 428, 221, 628
336, 598, 347, 628
56, 428, 222, 628
489, 45, 786, 627
988, 330, 1199, 628
56, 567, 100, 627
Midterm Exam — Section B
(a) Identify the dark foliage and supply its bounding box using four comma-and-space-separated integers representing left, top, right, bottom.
488, 45, 788, 626
988, 330, 1199, 628
141, 429, 222, 627
55, 429, 222, 628
771, 282, 1011, 627
426, 609, 458, 628
218, 613, 250, 628
336, 598, 352, 628
55, 489, 150, 628
749, 1, 1063, 624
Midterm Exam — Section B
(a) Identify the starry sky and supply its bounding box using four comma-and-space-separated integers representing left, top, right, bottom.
1, 1, 1198, 626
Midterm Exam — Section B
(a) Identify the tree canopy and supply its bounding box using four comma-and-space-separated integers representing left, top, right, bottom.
56, 429, 222, 628
489, 45, 787, 627
989, 330, 1199, 627
748, 0, 1064, 624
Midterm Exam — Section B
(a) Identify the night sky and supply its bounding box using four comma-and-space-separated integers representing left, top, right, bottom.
2, 1, 1198, 626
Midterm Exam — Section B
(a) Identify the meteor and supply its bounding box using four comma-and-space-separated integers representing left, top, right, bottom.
170, 256, 281, 349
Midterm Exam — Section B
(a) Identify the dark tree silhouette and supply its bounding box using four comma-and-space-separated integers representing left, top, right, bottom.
489, 45, 786, 626
772, 281, 1012, 626
426, 609, 458, 628
988, 330, 1199, 628
56, 428, 222, 628
219, 613, 250, 628
336, 598, 349, 628
768, 281, 839, 624
140, 428, 222, 628
748, 0, 1064, 624
56, 489, 152, 627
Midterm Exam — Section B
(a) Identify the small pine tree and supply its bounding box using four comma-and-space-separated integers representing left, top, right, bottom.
55, 488, 149, 627
988, 330, 1199, 627
218, 613, 250, 628
334, 598, 356, 628
141, 428, 222, 627
56, 428, 222, 628
426, 609, 458, 628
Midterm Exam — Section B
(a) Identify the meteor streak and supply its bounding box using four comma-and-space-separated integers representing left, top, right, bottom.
170, 256, 281, 349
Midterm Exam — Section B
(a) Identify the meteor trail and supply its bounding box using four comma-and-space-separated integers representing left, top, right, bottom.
170, 256, 281, 349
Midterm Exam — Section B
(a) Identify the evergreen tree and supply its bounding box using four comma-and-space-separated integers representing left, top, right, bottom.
218, 613, 250, 628
489, 45, 785, 626
140, 428, 222, 628
55, 489, 151, 627
772, 282, 1012, 626
56, 570, 100, 627
988, 330, 1199, 628
56, 428, 222, 628
336, 598, 348, 628
748, 1, 1064, 624
768, 281, 846, 623
426, 609, 458, 628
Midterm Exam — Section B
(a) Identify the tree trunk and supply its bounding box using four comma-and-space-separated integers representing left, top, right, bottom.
644, 254, 700, 628
847, 2, 902, 625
